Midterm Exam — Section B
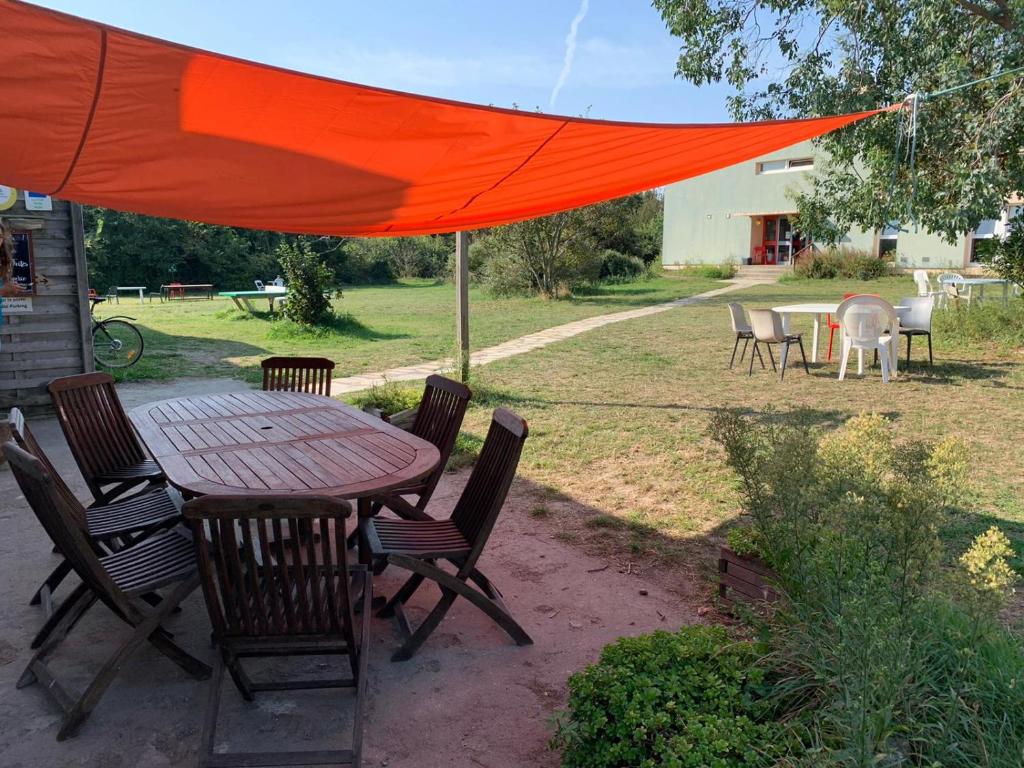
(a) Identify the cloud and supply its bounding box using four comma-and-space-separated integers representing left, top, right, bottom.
548, 0, 590, 110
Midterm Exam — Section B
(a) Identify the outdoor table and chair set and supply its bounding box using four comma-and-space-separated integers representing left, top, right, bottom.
4, 360, 532, 766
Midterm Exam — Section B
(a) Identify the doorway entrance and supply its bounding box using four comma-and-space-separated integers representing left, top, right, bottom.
752, 215, 811, 265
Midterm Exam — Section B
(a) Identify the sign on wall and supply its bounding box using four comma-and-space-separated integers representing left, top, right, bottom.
0, 296, 33, 314
0, 185, 16, 211
24, 191, 52, 211
9, 231, 35, 294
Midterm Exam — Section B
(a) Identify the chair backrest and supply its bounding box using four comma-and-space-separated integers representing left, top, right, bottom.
727, 303, 750, 333
938, 272, 963, 285
48, 372, 147, 494
254, 279, 265, 291
450, 408, 528, 568
3, 441, 134, 618
408, 375, 471, 497
748, 309, 785, 342
836, 296, 897, 345
912, 270, 932, 296
182, 495, 357, 648
261, 357, 336, 396
8, 408, 88, 532
899, 295, 934, 331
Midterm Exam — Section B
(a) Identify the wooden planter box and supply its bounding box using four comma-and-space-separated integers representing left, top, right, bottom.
718, 546, 779, 605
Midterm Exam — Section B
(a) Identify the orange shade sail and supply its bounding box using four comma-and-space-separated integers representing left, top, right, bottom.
0, 0, 887, 236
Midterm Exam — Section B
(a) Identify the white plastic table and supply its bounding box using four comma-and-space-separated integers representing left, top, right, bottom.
114, 286, 147, 303
773, 302, 905, 376
937, 276, 1011, 303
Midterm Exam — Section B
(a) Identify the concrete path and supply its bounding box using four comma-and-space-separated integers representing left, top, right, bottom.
332, 278, 763, 393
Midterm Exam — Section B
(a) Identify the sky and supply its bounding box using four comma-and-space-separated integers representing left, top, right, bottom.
31, 0, 736, 124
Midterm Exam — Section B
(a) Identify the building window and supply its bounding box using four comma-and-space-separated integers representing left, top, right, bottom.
878, 223, 898, 259
755, 157, 815, 175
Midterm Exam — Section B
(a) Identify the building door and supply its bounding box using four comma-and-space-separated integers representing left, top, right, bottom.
762, 215, 793, 265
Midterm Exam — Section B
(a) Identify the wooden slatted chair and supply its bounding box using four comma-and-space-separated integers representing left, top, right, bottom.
370, 375, 471, 523
48, 372, 164, 506
362, 407, 533, 661
3, 442, 210, 741
183, 495, 370, 768
9, 408, 181, 633
261, 356, 336, 396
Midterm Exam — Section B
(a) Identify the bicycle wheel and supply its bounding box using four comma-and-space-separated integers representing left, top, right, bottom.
93, 319, 145, 368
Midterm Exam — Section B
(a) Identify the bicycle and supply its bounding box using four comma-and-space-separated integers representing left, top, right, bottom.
90, 297, 145, 368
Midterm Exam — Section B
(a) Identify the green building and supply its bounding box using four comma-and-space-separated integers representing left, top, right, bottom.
661, 141, 1020, 270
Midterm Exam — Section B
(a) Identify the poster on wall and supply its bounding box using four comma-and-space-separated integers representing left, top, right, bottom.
9, 231, 35, 294
0, 296, 33, 314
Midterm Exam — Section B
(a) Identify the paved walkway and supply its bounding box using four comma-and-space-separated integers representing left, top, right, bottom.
331, 279, 763, 393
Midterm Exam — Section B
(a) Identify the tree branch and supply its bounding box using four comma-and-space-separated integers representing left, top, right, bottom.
953, 0, 1015, 31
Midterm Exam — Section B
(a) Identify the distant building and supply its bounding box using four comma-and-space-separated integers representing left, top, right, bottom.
661, 140, 1022, 270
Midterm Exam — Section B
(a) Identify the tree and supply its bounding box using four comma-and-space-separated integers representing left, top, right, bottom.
475, 208, 604, 297
653, 0, 1024, 241
276, 240, 335, 326
980, 218, 1024, 289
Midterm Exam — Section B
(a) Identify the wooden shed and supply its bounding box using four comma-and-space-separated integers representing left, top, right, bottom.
1, 188, 92, 414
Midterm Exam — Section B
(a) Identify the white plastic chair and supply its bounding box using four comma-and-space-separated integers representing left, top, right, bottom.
726, 303, 754, 369
254, 279, 265, 291
897, 295, 934, 367
836, 296, 898, 383
938, 272, 972, 307
913, 269, 944, 307
747, 309, 809, 380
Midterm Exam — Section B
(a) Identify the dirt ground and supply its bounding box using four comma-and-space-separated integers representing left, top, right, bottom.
0, 379, 700, 768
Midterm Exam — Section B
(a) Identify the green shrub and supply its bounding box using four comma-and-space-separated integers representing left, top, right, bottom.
599, 249, 647, 283
725, 525, 763, 559
710, 411, 1024, 766
792, 247, 893, 281
977, 219, 1024, 291
680, 263, 737, 280
552, 626, 784, 768
347, 379, 421, 417
276, 240, 334, 326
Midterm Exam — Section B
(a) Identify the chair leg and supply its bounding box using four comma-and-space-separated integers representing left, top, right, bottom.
797, 338, 810, 374
927, 332, 933, 365
779, 342, 790, 381
765, 344, 777, 372
19, 585, 96, 689
748, 341, 758, 376
387, 555, 532, 661
198, 651, 227, 768
906, 334, 912, 364
880, 347, 891, 384
838, 338, 851, 381
31, 582, 94, 650
740, 336, 749, 364
827, 326, 836, 361
377, 570, 427, 618
729, 334, 741, 368
30, 559, 74, 612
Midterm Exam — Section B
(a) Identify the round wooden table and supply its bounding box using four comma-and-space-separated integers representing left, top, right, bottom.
130, 390, 441, 563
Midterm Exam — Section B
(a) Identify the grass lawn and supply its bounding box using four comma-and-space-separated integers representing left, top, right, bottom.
445, 276, 1024, 599
95, 273, 721, 384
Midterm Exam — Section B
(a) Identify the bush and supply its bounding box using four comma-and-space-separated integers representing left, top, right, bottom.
599, 249, 647, 283
709, 410, 1024, 766
552, 626, 784, 768
276, 240, 334, 326
680, 264, 737, 280
792, 247, 893, 280
346, 379, 421, 418
978, 219, 1024, 291
932, 297, 1024, 350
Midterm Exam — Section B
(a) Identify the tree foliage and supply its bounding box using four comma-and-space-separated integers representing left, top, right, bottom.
653, 0, 1024, 240
276, 239, 334, 326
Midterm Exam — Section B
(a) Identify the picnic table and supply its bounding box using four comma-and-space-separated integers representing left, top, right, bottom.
160, 283, 214, 301
219, 289, 288, 313
937, 276, 1012, 303
129, 390, 440, 562
113, 286, 148, 303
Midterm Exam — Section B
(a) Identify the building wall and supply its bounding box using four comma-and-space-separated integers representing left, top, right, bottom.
1, 192, 92, 413
662, 141, 969, 269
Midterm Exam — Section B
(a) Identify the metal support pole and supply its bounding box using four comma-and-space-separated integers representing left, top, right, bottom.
455, 231, 470, 382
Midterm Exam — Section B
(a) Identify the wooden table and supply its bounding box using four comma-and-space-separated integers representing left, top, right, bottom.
218, 290, 288, 313
130, 391, 440, 562
114, 285, 147, 303
160, 283, 214, 301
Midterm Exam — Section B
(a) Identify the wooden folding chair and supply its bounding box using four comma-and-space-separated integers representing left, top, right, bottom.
48, 372, 164, 506
9, 408, 181, 635
3, 442, 210, 741
261, 356, 336, 396
370, 375, 471, 523
183, 495, 370, 768
362, 407, 533, 661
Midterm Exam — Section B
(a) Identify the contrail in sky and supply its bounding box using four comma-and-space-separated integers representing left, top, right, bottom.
549, 0, 590, 111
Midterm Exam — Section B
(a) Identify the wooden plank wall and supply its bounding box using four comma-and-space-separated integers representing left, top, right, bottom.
1, 194, 92, 413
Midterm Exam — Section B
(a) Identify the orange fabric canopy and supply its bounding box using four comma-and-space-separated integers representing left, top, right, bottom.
0, 0, 886, 236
